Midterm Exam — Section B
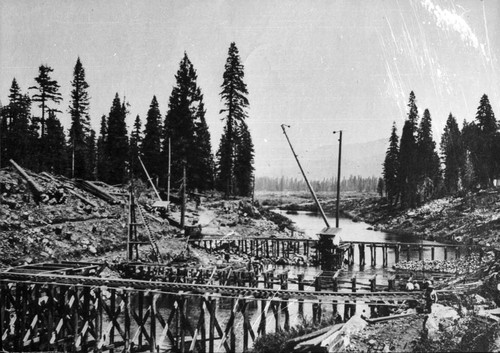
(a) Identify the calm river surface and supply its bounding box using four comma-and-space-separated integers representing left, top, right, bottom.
136, 210, 452, 351
272, 209, 453, 276
274, 209, 438, 244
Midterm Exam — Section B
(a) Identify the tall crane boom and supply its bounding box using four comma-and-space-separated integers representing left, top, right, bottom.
281, 124, 330, 228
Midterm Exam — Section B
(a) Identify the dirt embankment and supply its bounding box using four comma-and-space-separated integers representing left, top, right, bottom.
0, 167, 293, 268
342, 190, 500, 248
271, 189, 500, 248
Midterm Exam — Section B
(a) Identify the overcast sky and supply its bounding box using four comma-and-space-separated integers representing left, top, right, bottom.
1, 0, 498, 177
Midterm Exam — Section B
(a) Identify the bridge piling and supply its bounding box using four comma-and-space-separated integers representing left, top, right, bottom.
358, 243, 365, 266
370, 244, 376, 266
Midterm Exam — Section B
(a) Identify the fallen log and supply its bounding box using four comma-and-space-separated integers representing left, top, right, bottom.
365, 312, 416, 324
9, 159, 45, 200
38, 172, 98, 208
65, 188, 99, 208
283, 324, 344, 352
73, 179, 120, 204
144, 212, 166, 224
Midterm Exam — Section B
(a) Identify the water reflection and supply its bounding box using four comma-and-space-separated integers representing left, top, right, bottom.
274, 209, 439, 244
274, 209, 455, 268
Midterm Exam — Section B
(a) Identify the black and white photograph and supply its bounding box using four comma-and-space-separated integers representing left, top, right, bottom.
1, 0, 499, 352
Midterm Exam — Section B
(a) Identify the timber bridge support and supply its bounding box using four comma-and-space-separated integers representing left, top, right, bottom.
189, 237, 483, 268
0, 270, 424, 352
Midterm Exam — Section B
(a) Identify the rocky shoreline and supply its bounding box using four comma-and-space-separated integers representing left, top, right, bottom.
275, 190, 500, 249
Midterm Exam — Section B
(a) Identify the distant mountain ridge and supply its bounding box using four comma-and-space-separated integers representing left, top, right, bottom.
260, 138, 387, 179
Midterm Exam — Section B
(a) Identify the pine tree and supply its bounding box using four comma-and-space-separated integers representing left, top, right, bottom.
192, 99, 214, 191
96, 115, 109, 182
27, 107, 42, 171
162, 53, 212, 192
473, 94, 498, 187
440, 113, 464, 194
29, 65, 62, 138
44, 110, 67, 175
416, 109, 441, 201
234, 120, 254, 196
87, 129, 97, 180
142, 96, 163, 182
398, 91, 419, 208
377, 177, 385, 197
1, 79, 32, 168
218, 42, 251, 197
105, 94, 128, 185
129, 115, 142, 179
383, 122, 400, 207
69, 57, 91, 179
216, 124, 232, 192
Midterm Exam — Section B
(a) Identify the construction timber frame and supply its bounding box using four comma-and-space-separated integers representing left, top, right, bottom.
189, 237, 484, 268
0, 271, 426, 352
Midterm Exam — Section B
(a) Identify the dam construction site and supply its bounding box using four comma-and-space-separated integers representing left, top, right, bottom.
1, 160, 500, 353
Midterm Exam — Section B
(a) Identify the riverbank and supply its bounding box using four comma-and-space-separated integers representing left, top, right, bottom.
262, 189, 500, 249
0, 167, 291, 267
344, 190, 500, 249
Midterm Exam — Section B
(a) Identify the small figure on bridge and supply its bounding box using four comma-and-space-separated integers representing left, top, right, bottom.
424, 281, 438, 313
405, 281, 414, 291
413, 281, 420, 291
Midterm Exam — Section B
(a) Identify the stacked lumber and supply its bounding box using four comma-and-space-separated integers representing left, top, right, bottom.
283, 324, 344, 352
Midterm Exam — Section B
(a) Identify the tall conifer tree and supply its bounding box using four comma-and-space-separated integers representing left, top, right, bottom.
87, 129, 97, 180
473, 94, 498, 187
163, 53, 212, 191
440, 113, 464, 193
383, 123, 400, 207
234, 120, 254, 196
96, 115, 109, 181
192, 100, 214, 191
416, 109, 441, 201
398, 91, 419, 208
129, 115, 142, 179
105, 94, 128, 185
216, 124, 232, 192
1, 79, 32, 168
142, 96, 163, 182
69, 57, 91, 179
217, 42, 251, 197
29, 65, 62, 138
44, 110, 67, 175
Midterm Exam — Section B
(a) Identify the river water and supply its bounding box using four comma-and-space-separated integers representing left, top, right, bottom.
272, 209, 454, 277
133, 211, 452, 351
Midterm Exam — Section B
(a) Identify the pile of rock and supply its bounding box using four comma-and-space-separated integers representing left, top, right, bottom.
393, 253, 489, 275
0, 166, 170, 266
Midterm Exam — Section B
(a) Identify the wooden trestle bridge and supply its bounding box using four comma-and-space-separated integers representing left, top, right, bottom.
188, 237, 483, 267
0, 236, 480, 352
0, 261, 442, 353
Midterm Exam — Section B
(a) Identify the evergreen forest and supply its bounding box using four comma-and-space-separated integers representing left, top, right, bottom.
0, 43, 255, 197
383, 91, 498, 209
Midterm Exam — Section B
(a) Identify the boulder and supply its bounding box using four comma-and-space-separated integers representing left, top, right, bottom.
425, 304, 459, 340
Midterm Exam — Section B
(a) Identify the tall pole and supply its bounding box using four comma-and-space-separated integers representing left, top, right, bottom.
167, 137, 171, 203
333, 130, 342, 228
138, 156, 162, 200
281, 124, 330, 228
181, 161, 186, 228
71, 131, 75, 179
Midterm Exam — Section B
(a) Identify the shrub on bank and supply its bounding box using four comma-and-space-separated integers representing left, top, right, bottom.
251, 317, 335, 353
413, 314, 499, 352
